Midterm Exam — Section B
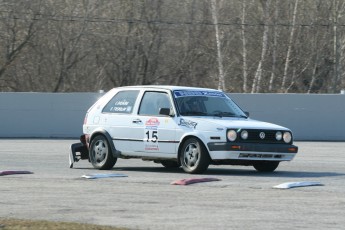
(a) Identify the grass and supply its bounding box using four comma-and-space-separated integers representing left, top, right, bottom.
0, 218, 128, 230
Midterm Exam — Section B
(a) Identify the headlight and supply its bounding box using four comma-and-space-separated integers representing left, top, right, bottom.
275, 131, 282, 141
227, 130, 237, 141
241, 130, 248, 140
283, 132, 292, 143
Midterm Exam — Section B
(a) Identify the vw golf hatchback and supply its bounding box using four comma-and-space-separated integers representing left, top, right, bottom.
69, 86, 298, 174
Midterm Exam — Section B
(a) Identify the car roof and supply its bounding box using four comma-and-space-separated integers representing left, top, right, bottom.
115, 85, 220, 92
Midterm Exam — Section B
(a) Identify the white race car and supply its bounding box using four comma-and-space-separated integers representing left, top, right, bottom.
70, 86, 298, 174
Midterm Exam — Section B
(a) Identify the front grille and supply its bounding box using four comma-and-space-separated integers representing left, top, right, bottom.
232, 129, 287, 144
248, 130, 277, 142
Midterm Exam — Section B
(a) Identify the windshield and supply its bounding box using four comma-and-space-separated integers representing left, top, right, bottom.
173, 90, 247, 118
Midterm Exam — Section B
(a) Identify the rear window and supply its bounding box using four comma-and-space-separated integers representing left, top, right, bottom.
102, 90, 139, 114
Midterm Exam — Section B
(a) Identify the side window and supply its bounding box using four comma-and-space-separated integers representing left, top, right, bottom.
102, 90, 139, 114
139, 91, 171, 116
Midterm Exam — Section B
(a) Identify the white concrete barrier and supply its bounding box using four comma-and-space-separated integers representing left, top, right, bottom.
230, 93, 345, 141
0, 92, 344, 140
0, 92, 102, 138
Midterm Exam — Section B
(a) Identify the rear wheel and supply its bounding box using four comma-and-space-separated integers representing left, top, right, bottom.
89, 135, 117, 170
179, 138, 210, 174
253, 161, 279, 172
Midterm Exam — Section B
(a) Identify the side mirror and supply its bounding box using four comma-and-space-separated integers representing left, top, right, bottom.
159, 108, 174, 117
244, 111, 250, 117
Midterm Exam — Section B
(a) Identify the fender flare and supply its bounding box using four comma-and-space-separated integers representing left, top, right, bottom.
90, 128, 120, 158
177, 133, 211, 163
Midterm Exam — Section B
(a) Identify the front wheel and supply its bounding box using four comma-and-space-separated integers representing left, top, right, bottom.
253, 161, 279, 172
179, 138, 210, 174
89, 135, 117, 170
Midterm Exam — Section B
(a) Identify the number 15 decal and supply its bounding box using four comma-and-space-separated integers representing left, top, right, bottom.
146, 130, 158, 142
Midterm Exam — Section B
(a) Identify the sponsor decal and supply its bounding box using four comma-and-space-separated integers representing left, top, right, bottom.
178, 118, 198, 129
145, 118, 160, 151
109, 99, 132, 112
115, 99, 130, 106
174, 90, 225, 98
144, 144, 159, 151
145, 118, 160, 126
110, 106, 128, 112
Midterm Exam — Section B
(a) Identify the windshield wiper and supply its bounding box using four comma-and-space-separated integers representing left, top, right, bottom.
211, 112, 247, 118
211, 112, 236, 117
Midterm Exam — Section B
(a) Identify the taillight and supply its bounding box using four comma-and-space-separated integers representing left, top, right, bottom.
83, 113, 88, 125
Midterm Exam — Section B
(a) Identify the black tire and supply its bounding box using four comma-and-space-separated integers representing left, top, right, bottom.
179, 138, 210, 174
89, 135, 117, 170
161, 160, 180, 168
253, 161, 279, 172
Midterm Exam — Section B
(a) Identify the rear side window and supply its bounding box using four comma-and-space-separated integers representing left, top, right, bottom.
102, 90, 139, 114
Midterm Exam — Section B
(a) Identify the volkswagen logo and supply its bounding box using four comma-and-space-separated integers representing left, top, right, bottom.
259, 132, 265, 139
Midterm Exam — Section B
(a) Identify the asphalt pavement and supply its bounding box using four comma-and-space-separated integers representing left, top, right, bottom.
1, 140, 345, 230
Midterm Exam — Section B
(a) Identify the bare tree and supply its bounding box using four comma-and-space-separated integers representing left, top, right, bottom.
281, 0, 299, 92
331, 0, 345, 93
52, 1, 98, 92
251, 0, 271, 93
1, 0, 345, 93
268, 0, 279, 92
241, 0, 249, 93
0, 1, 37, 90
211, 0, 225, 91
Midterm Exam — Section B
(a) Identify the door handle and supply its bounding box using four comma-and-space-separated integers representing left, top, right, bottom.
132, 119, 142, 124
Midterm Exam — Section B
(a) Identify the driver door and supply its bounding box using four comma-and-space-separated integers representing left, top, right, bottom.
131, 90, 178, 157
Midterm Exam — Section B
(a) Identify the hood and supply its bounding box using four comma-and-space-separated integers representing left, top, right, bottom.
186, 117, 289, 131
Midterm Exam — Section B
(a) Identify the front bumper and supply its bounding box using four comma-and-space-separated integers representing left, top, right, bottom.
207, 142, 298, 161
